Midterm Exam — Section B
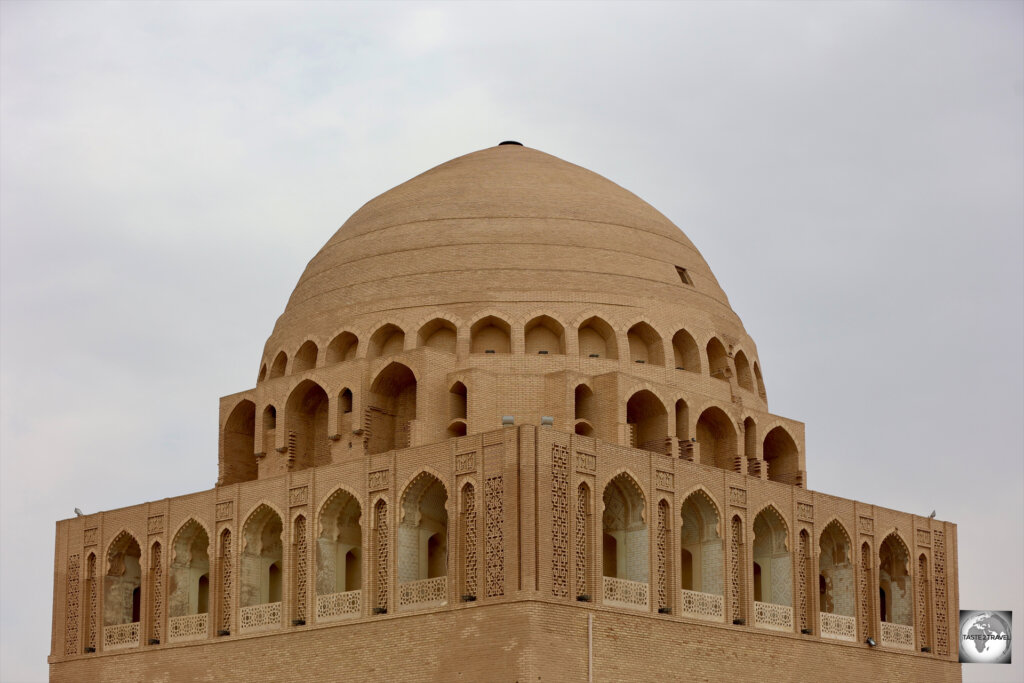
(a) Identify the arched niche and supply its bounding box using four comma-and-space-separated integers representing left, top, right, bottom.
524, 315, 565, 355
316, 489, 362, 596
696, 406, 737, 471
679, 491, 722, 597
326, 332, 358, 363
284, 380, 330, 470
752, 507, 790, 607
240, 506, 283, 608
222, 400, 256, 485
368, 324, 405, 359
602, 473, 648, 583
293, 341, 319, 373
763, 426, 800, 485
104, 533, 142, 627
626, 390, 667, 453
418, 319, 457, 354
734, 350, 754, 391
398, 473, 449, 585
706, 338, 729, 380
672, 329, 700, 371
367, 363, 417, 455
577, 316, 617, 360
470, 316, 511, 354
169, 520, 210, 617
627, 322, 664, 366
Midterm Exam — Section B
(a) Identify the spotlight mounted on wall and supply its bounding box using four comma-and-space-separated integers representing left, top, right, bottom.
865, 637, 876, 647
502, 416, 515, 426
541, 416, 554, 426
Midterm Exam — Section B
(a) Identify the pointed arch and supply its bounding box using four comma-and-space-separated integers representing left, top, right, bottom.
753, 361, 767, 400
316, 487, 363, 598
470, 314, 511, 354
524, 314, 565, 355
577, 315, 618, 360
679, 488, 723, 600
417, 318, 458, 353
398, 471, 449, 583
367, 362, 417, 454
626, 390, 668, 453
105, 531, 142, 630
879, 532, 913, 627
222, 399, 257, 485
169, 519, 211, 620
240, 504, 284, 611
601, 472, 648, 585
734, 349, 753, 391
284, 379, 330, 470
368, 323, 406, 359
269, 351, 288, 379
696, 406, 738, 471
326, 331, 359, 363
706, 337, 729, 380
627, 321, 664, 366
764, 426, 800, 485
752, 506, 791, 610
672, 329, 700, 371
293, 340, 319, 372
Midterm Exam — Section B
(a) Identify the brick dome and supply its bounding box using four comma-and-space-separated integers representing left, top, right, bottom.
264, 144, 744, 359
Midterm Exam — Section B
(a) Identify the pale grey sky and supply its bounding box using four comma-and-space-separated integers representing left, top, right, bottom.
2, 2, 1021, 681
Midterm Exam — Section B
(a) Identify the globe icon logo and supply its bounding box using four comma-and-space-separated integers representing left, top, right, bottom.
959, 610, 1012, 664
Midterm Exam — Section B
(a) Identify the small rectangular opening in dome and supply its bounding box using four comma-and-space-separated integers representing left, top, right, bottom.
675, 266, 693, 286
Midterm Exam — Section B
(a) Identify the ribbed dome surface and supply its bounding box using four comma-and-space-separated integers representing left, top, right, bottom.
266, 144, 740, 353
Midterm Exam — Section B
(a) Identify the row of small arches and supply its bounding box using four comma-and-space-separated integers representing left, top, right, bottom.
223, 365, 799, 485
258, 315, 767, 399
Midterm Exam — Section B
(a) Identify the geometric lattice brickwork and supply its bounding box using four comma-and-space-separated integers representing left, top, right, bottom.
399, 576, 448, 608
168, 613, 208, 642
933, 531, 949, 655
86, 554, 97, 651
239, 602, 281, 633
881, 621, 915, 650
603, 576, 649, 610
150, 543, 163, 643
729, 517, 744, 623
819, 612, 857, 641
294, 516, 307, 623
797, 531, 808, 632
656, 501, 669, 611
916, 554, 930, 651
550, 445, 569, 598
316, 590, 361, 621
64, 554, 80, 656
103, 622, 140, 651
375, 501, 389, 612
679, 589, 725, 621
754, 601, 794, 632
219, 530, 232, 633
462, 485, 478, 599
485, 476, 504, 598
575, 485, 589, 598
859, 543, 872, 642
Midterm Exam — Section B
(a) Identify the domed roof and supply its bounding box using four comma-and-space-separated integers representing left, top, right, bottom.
265, 144, 742, 353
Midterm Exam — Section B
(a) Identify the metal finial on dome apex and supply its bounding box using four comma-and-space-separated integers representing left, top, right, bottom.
498, 140, 523, 146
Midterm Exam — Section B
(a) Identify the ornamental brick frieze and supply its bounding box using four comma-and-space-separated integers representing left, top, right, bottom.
83, 527, 98, 546
729, 487, 746, 507
368, 469, 389, 491
289, 485, 308, 506
147, 515, 164, 534
796, 502, 813, 522
215, 501, 233, 521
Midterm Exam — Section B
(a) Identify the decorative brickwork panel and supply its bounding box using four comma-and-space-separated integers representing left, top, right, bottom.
150, 543, 163, 643
916, 529, 931, 546
84, 528, 98, 547
656, 502, 669, 610
729, 487, 746, 507
455, 452, 475, 473
168, 614, 208, 642
294, 516, 307, 622
754, 601, 794, 632
375, 502, 389, 611
462, 485, 478, 599
859, 516, 873, 534
933, 530, 949, 655
859, 543, 872, 641
797, 531, 809, 632
655, 470, 673, 490
729, 517, 744, 622
103, 622, 140, 650
679, 589, 724, 621
575, 485, 589, 598
239, 602, 281, 633
86, 555, 98, 651
797, 503, 813, 521
289, 486, 308, 506
64, 554, 80, 655
881, 622, 915, 650
917, 555, 930, 651
316, 590, 361, 621
551, 445, 569, 598
485, 476, 505, 598
603, 576, 649, 610
216, 501, 233, 521
399, 576, 447, 607
219, 530, 232, 633
369, 470, 389, 491
575, 451, 596, 472
147, 515, 164, 534
820, 612, 857, 641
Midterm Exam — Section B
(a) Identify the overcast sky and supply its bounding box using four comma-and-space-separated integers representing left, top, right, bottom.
1, 2, 1021, 681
